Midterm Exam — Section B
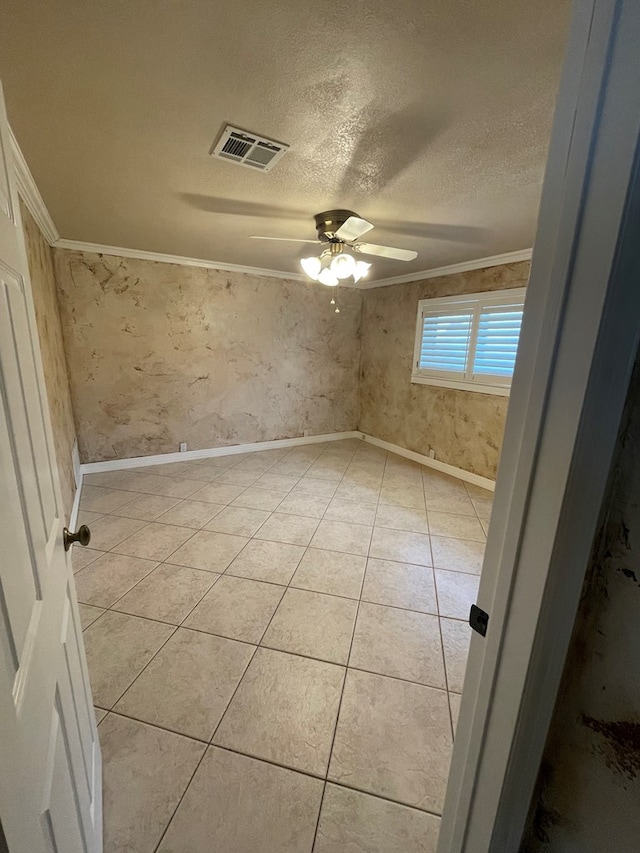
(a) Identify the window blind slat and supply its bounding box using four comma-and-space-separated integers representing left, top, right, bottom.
473, 306, 523, 377
418, 312, 472, 374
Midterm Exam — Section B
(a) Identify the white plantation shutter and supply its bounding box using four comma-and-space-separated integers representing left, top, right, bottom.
412, 288, 526, 394
473, 304, 524, 381
419, 310, 473, 377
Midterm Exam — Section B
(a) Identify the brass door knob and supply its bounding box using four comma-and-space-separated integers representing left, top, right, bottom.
63, 524, 91, 552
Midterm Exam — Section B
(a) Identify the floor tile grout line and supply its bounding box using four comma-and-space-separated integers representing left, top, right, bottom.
151, 744, 209, 853
80, 500, 480, 620
80, 560, 223, 622
121, 455, 320, 764
99, 708, 450, 824
89, 442, 477, 845
122, 548, 228, 628
104, 517, 202, 560
205, 438, 362, 759
80, 535, 485, 579
207, 641, 261, 746
311, 447, 388, 852
82, 449, 489, 506
101, 707, 212, 745
433, 575, 456, 740
220, 443, 365, 592
105, 623, 180, 712
88, 600, 456, 704
97, 706, 447, 821
85, 460, 283, 707
426, 471, 459, 740
200, 440, 370, 851
324, 777, 445, 819
81, 443, 348, 714
175, 570, 228, 628
235, 442, 364, 650
81, 446, 290, 529
78, 558, 162, 610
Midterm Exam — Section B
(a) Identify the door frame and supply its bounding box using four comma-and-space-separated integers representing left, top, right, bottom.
438, 0, 640, 849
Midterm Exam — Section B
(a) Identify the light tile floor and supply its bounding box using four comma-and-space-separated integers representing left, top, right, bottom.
74, 438, 490, 853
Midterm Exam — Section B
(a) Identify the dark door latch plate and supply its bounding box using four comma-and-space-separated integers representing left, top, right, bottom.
469, 604, 489, 637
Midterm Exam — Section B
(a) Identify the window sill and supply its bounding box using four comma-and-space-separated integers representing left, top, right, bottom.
411, 374, 511, 396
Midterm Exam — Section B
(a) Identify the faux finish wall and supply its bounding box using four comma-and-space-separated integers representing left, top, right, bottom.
20, 202, 77, 518
521, 358, 640, 852
359, 261, 530, 479
53, 250, 362, 463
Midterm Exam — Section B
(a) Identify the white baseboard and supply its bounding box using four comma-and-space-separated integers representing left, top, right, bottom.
68, 471, 83, 529
80, 431, 362, 474
79, 428, 495, 491
72, 438, 81, 488
360, 433, 496, 491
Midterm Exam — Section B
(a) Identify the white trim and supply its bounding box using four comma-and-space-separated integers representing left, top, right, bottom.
80, 431, 362, 474
410, 376, 511, 396
54, 240, 533, 288
439, 0, 640, 849
360, 433, 495, 491
71, 438, 81, 489
8, 125, 59, 245
360, 249, 533, 288
412, 286, 527, 308
68, 470, 83, 530
54, 239, 308, 282
78, 429, 495, 491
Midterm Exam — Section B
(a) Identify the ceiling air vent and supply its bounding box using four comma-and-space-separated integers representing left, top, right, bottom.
210, 125, 289, 172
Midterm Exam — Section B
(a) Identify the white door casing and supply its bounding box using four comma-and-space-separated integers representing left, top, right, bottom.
0, 80, 102, 852
439, 0, 640, 850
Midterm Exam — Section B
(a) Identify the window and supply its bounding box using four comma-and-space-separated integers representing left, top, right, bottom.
412, 288, 526, 395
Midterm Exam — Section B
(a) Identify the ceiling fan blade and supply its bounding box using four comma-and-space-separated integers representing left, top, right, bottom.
335, 216, 374, 242
249, 236, 318, 243
356, 243, 418, 262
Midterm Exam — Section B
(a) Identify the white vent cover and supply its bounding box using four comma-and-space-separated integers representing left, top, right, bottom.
210, 125, 289, 172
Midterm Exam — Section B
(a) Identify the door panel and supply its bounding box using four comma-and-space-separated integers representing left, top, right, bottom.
0, 393, 36, 669
1, 261, 57, 546
0, 79, 101, 852
0, 121, 12, 221
42, 700, 88, 853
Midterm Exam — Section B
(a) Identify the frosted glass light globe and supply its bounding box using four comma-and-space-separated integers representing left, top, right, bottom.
330, 252, 357, 280
300, 256, 321, 280
353, 261, 372, 282
318, 268, 339, 286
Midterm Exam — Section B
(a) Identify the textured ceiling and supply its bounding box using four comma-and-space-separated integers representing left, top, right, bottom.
0, 0, 570, 280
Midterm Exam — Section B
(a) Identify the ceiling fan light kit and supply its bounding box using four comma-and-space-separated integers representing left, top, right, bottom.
252, 209, 417, 308
300, 242, 372, 288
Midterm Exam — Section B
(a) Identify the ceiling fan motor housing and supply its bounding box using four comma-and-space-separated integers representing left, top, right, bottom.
314, 210, 359, 242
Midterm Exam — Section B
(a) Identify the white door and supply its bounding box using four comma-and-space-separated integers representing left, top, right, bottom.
0, 82, 102, 852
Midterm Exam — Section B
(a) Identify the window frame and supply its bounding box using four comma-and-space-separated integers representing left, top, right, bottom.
411, 287, 526, 396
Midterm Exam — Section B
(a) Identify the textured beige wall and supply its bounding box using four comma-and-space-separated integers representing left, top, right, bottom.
359, 261, 530, 480
53, 250, 362, 463
20, 202, 77, 518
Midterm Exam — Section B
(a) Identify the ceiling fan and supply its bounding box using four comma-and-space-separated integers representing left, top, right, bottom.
251, 209, 418, 286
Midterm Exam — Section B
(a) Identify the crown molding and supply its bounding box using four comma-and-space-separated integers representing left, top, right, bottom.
54, 239, 309, 282
360, 248, 533, 288
8, 124, 532, 287
9, 125, 60, 245
54, 241, 533, 288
